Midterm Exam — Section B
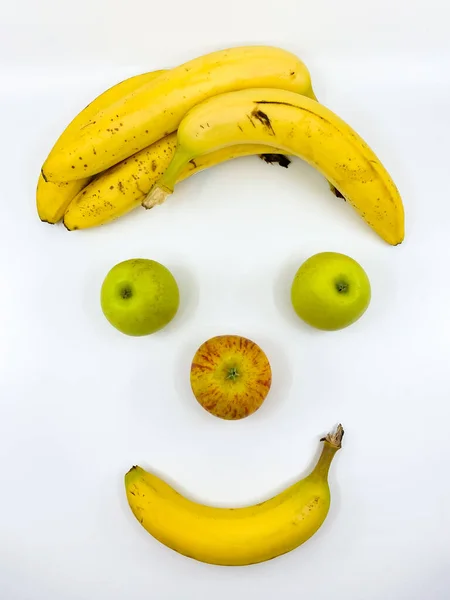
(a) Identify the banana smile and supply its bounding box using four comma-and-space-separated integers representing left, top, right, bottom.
125, 424, 344, 566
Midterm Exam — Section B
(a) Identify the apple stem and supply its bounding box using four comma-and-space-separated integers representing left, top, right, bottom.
121, 286, 133, 299
226, 367, 240, 381
335, 281, 348, 293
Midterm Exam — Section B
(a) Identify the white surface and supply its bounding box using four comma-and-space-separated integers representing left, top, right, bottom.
1, 2, 450, 599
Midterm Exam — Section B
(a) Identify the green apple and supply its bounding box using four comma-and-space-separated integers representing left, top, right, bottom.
291, 252, 371, 331
100, 259, 179, 336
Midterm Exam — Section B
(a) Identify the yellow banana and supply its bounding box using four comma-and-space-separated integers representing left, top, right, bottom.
144, 88, 404, 246
125, 424, 343, 566
42, 46, 316, 182
63, 133, 288, 230
37, 69, 166, 223
37, 177, 90, 224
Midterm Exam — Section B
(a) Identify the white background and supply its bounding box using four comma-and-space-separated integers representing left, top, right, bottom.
1, 1, 450, 598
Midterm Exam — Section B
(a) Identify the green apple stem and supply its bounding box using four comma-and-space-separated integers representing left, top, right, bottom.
335, 280, 349, 293
226, 367, 240, 381
120, 286, 133, 299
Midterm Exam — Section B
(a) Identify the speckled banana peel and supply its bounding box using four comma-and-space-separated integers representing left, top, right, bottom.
42, 46, 316, 182
63, 134, 288, 230
144, 88, 404, 245
37, 70, 166, 223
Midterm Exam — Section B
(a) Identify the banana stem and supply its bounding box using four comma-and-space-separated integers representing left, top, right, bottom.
321, 424, 344, 449
143, 184, 171, 209
143, 150, 191, 209
312, 424, 344, 479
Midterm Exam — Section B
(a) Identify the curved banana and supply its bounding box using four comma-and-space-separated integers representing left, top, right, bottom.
42, 46, 316, 182
144, 88, 404, 245
63, 133, 288, 230
125, 424, 343, 566
37, 69, 166, 223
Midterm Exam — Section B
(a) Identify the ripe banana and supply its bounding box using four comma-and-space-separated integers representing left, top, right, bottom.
42, 46, 317, 182
63, 133, 288, 230
125, 424, 344, 566
37, 69, 166, 223
144, 88, 404, 245
37, 177, 90, 224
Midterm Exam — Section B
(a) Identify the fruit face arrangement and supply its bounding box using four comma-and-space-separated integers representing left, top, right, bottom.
39, 44, 403, 566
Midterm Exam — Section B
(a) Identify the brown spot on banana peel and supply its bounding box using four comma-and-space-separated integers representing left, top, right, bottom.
254, 101, 328, 127
135, 182, 147, 197
40, 168, 48, 183
80, 120, 96, 131
250, 108, 275, 135
255, 100, 298, 107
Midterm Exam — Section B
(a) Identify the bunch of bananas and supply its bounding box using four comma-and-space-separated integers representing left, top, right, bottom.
37, 45, 404, 245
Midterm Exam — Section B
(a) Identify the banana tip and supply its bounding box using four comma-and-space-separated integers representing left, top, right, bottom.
125, 465, 140, 478
63, 221, 75, 231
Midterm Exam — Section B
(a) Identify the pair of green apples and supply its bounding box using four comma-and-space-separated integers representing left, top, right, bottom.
100, 252, 371, 336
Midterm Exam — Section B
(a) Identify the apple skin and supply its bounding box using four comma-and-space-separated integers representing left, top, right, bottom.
190, 335, 272, 420
291, 252, 371, 331
100, 259, 179, 336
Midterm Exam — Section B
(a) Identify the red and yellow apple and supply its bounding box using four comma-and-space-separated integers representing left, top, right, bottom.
190, 335, 272, 420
